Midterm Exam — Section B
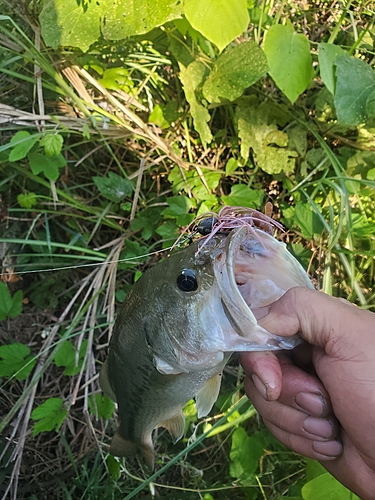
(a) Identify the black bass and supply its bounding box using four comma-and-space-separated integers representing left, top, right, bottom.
100, 210, 313, 469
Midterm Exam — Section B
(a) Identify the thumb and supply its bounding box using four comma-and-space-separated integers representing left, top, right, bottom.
258, 287, 359, 349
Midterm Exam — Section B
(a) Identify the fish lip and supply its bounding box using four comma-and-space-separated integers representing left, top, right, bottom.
212, 226, 261, 335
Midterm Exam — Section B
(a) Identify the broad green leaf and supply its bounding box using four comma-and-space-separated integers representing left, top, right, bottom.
294, 202, 324, 239
98, 68, 134, 92
221, 184, 264, 208
229, 427, 264, 480
162, 196, 194, 218
236, 103, 297, 174
334, 54, 375, 126
0, 343, 36, 380
185, 0, 249, 52
305, 459, 326, 482
118, 240, 149, 269
93, 172, 133, 202
155, 220, 179, 246
264, 23, 313, 103
28, 152, 66, 181
131, 207, 163, 240
40, 0, 104, 51
318, 43, 346, 94
302, 472, 360, 500
31, 397, 68, 436
88, 393, 115, 419
106, 455, 121, 480
102, 0, 183, 40
148, 104, 170, 129
9, 131, 39, 162
0, 282, 22, 320
179, 61, 212, 146
17, 192, 37, 209
203, 41, 268, 103
40, 134, 64, 156
225, 158, 239, 175
54, 340, 88, 376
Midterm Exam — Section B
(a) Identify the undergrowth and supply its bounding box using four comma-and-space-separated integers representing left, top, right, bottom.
0, 0, 374, 499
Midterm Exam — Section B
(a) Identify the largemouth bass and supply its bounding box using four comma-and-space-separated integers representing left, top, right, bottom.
100, 210, 314, 469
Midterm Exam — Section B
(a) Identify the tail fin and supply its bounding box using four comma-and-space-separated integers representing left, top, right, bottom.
110, 429, 155, 471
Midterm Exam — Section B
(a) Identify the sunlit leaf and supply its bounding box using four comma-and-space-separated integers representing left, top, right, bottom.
102, 0, 183, 40
185, 0, 249, 52
17, 192, 37, 209
264, 23, 313, 103
334, 54, 375, 125
221, 184, 264, 208
318, 43, 346, 94
203, 41, 268, 103
179, 61, 212, 146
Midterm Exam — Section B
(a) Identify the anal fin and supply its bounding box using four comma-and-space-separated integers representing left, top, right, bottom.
110, 429, 155, 471
195, 373, 222, 418
158, 411, 185, 444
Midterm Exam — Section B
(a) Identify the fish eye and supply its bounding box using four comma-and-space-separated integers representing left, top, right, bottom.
177, 269, 198, 292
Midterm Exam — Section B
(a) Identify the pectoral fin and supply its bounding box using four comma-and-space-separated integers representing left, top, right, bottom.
158, 411, 185, 443
99, 359, 117, 402
110, 429, 155, 471
195, 373, 222, 418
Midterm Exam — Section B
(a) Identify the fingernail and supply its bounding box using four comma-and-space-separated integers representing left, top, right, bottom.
313, 440, 343, 458
295, 392, 325, 416
251, 374, 268, 399
303, 417, 333, 438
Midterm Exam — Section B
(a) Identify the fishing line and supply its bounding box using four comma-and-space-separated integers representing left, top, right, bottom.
0, 239, 193, 278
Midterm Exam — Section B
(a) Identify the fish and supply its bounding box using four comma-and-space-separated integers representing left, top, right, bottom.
99, 208, 314, 469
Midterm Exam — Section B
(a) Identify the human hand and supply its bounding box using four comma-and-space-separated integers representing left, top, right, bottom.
240, 287, 375, 499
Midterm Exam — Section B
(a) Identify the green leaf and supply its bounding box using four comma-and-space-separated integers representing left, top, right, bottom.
98, 68, 134, 92
179, 61, 212, 146
149, 104, 170, 129
93, 172, 133, 202
40, 134, 64, 156
221, 184, 264, 208
106, 455, 121, 480
161, 196, 194, 218
334, 54, 375, 126
0, 282, 23, 320
294, 202, 324, 239
9, 131, 39, 162
203, 41, 268, 103
229, 427, 264, 480
225, 158, 239, 175
54, 340, 88, 376
118, 240, 149, 269
155, 220, 179, 246
264, 23, 313, 103
40, 0, 104, 51
184, 0, 249, 52
318, 43, 346, 94
28, 152, 66, 181
102, 0, 183, 40
17, 192, 37, 209
236, 102, 297, 174
302, 472, 360, 500
31, 398, 68, 436
131, 207, 163, 240
0, 343, 36, 380
88, 393, 115, 419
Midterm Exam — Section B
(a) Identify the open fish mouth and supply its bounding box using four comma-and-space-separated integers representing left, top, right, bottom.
208, 224, 314, 351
